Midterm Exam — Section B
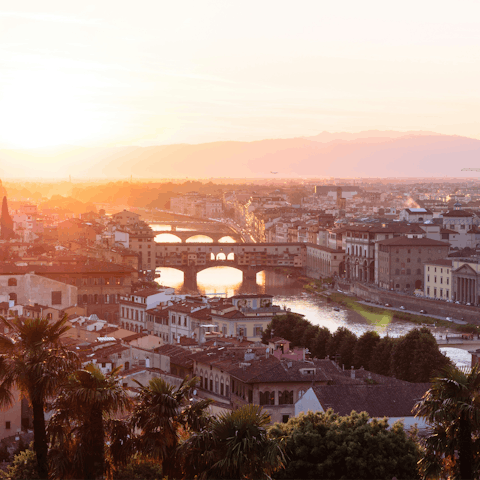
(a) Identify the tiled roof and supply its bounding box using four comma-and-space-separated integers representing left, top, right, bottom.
154, 344, 193, 369
424, 259, 453, 267
377, 237, 450, 247
132, 288, 164, 297
228, 357, 332, 384
443, 210, 474, 217
312, 383, 430, 417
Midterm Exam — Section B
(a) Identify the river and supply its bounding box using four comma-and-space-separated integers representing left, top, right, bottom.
152, 225, 471, 367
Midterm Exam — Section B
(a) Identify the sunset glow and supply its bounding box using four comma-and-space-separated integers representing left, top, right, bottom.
1, 0, 480, 157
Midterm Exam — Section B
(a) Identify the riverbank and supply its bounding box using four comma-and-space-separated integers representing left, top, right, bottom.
326, 291, 479, 335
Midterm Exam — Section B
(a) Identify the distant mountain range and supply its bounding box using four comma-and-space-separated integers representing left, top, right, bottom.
1, 130, 479, 179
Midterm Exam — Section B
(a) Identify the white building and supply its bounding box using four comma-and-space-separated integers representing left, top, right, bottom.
424, 259, 453, 300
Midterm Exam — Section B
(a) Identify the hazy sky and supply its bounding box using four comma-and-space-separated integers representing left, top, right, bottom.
1, 0, 479, 149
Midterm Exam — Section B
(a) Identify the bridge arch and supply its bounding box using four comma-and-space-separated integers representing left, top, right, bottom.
218, 236, 236, 243
154, 232, 182, 243
186, 235, 214, 243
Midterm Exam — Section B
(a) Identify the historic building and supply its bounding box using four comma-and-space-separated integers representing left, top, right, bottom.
424, 259, 453, 300
376, 237, 450, 292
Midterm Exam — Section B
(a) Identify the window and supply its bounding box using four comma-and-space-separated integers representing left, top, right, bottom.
447, 278, 449, 285
434, 288, 437, 297
427, 287, 430, 295
407, 258, 411, 263
416, 269, 421, 275
440, 277, 443, 284
5, 421, 10, 430
7, 278, 17, 286
427, 275, 430, 282
51, 291, 62, 305
434, 276, 437, 283
440, 289, 443, 297
406, 269, 411, 275
446, 289, 449, 298
282, 415, 290, 423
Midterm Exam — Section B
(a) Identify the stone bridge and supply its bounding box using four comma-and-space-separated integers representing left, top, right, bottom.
154, 242, 306, 290
153, 230, 242, 243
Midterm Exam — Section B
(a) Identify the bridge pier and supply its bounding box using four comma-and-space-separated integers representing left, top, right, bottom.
184, 267, 198, 291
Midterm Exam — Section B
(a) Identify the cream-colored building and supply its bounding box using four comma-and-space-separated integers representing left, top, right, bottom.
424, 259, 452, 300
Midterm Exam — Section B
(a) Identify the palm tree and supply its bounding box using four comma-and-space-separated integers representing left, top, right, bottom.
132, 376, 211, 479
414, 364, 480, 479
180, 404, 286, 480
0, 315, 79, 480
48, 364, 131, 480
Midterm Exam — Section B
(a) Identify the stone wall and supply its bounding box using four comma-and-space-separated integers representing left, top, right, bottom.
350, 283, 480, 325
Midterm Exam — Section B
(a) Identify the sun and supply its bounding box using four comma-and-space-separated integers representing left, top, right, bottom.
0, 69, 106, 149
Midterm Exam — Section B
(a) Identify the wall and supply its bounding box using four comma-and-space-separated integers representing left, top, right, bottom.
351, 283, 480, 324
0, 273, 77, 309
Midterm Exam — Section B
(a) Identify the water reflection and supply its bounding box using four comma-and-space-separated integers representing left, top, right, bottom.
154, 233, 183, 243
186, 235, 213, 243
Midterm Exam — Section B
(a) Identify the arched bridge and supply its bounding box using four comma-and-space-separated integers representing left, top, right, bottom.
154, 242, 306, 290
153, 230, 243, 243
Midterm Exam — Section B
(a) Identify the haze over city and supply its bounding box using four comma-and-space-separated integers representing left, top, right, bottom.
1, 2, 480, 480
1, 1, 480, 179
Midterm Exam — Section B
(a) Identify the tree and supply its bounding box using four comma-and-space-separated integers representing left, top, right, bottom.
310, 327, 332, 359
369, 336, 396, 377
0, 316, 79, 480
327, 327, 358, 368
132, 376, 212, 479
7, 446, 38, 480
270, 410, 420, 480
262, 314, 311, 348
414, 364, 480, 479
353, 331, 380, 369
48, 364, 132, 480
391, 327, 450, 382
181, 404, 285, 480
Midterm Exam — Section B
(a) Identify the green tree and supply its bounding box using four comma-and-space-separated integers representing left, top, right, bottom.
353, 331, 380, 369
369, 336, 396, 377
132, 376, 212, 479
327, 327, 358, 367
310, 327, 332, 359
181, 404, 285, 480
270, 410, 420, 480
7, 446, 38, 480
48, 364, 131, 480
262, 314, 312, 348
0, 316, 80, 480
113, 456, 164, 480
391, 327, 450, 382
414, 364, 480, 480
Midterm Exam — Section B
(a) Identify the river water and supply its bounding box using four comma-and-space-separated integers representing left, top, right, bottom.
152, 225, 471, 367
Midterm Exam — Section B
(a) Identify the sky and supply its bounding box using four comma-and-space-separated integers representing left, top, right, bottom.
1, 0, 480, 149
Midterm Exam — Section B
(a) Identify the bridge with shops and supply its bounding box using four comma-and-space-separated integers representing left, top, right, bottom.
154, 242, 305, 290
153, 242, 345, 289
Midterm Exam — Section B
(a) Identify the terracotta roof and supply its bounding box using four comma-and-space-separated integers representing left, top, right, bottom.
443, 210, 474, 217
154, 344, 193, 369
311, 383, 430, 417
425, 259, 453, 267
229, 357, 332, 384
377, 237, 450, 247
132, 288, 164, 297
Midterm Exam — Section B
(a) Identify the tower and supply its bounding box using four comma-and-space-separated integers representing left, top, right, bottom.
0, 196, 15, 240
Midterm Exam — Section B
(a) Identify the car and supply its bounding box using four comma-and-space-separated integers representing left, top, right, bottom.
385, 303, 391, 307
467, 303, 472, 306
446, 317, 452, 321
419, 309, 427, 314
399, 306, 405, 310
